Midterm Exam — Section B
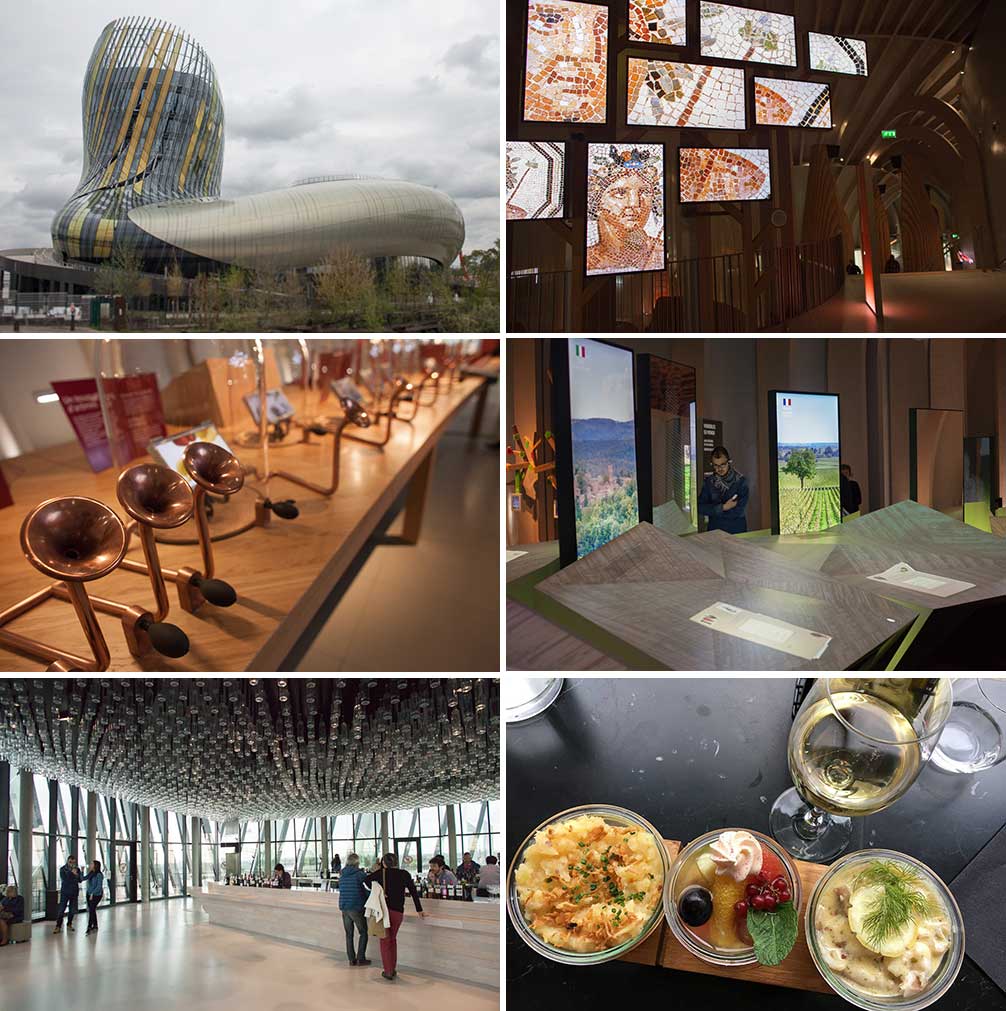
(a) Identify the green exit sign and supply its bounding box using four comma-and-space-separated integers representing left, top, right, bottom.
881, 129, 897, 139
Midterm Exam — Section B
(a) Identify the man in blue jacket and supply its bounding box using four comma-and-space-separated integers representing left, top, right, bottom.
339, 852, 372, 966
54, 854, 83, 933
698, 445, 750, 534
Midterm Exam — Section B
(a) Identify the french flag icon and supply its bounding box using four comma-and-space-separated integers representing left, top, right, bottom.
782, 397, 792, 406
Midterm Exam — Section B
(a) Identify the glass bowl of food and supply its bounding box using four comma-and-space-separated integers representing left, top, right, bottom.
507, 804, 669, 965
665, 828, 803, 967
805, 849, 964, 1010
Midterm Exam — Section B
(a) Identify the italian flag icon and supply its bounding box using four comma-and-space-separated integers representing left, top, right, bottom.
574, 343, 587, 358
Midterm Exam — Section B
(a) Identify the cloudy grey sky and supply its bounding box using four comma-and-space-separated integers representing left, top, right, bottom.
0, 0, 500, 254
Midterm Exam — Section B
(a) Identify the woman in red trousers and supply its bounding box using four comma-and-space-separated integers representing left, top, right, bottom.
364, 853, 426, 980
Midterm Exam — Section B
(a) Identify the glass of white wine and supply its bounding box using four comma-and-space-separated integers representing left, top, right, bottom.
769, 678, 953, 862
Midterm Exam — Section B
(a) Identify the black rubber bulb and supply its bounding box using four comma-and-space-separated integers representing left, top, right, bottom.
270, 499, 299, 520
138, 618, 190, 658
194, 577, 237, 607
309, 425, 328, 436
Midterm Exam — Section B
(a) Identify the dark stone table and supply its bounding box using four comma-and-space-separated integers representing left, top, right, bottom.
506, 678, 1006, 1010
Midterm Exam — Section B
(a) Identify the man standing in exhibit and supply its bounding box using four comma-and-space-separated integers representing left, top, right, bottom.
840, 464, 862, 516
698, 446, 749, 534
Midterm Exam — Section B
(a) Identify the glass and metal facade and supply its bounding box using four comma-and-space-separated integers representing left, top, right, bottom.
50, 17, 465, 273
1, 760, 497, 921
51, 16, 224, 271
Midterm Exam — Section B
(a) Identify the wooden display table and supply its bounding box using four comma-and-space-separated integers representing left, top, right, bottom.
0, 373, 489, 671
201, 883, 500, 989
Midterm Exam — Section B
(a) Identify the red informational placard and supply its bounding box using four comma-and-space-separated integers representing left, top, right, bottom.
52, 374, 166, 473
100, 372, 166, 463
0, 463, 12, 509
51, 378, 114, 471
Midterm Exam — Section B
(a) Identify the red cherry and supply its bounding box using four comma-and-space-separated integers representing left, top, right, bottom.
746, 883, 760, 898
772, 876, 788, 891
751, 895, 768, 911
762, 894, 778, 912
777, 887, 792, 903
734, 900, 748, 916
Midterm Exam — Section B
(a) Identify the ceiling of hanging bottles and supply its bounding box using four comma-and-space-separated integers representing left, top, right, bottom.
0, 678, 500, 821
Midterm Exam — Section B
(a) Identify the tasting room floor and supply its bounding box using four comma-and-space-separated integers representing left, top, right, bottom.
0, 896, 498, 1011
295, 376, 499, 672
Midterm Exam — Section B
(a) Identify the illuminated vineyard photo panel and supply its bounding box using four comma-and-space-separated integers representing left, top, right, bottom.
679, 147, 771, 203
524, 0, 609, 123
754, 77, 833, 129
629, 0, 687, 46
586, 143, 666, 276
565, 339, 640, 560
771, 392, 841, 535
628, 59, 746, 129
506, 141, 566, 220
808, 32, 869, 76
699, 2, 796, 66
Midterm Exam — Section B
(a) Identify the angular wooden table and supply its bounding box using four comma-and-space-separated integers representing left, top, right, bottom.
0, 373, 489, 672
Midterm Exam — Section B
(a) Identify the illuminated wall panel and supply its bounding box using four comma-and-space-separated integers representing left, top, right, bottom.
628, 59, 746, 129
628, 0, 687, 46
700, 2, 796, 66
587, 143, 665, 276
679, 147, 771, 203
506, 141, 566, 220
524, 1, 609, 123
754, 77, 833, 129
809, 32, 868, 76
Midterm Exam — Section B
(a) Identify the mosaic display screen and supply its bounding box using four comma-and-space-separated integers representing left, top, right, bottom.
524, 0, 609, 123
567, 338, 640, 559
772, 392, 841, 535
628, 59, 746, 129
809, 32, 868, 76
679, 148, 771, 203
699, 2, 796, 66
587, 143, 665, 276
754, 77, 833, 129
629, 0, 687, 46
506, 141, 566, 220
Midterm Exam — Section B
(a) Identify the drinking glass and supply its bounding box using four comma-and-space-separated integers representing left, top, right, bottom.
931, 677, 1006, 774
769, 678, 953, 861
503, 677, 563, 723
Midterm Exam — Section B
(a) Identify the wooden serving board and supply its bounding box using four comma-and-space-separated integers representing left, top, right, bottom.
621, 839, 832, 994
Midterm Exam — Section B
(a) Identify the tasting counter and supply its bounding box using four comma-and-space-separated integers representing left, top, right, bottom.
201, 882, 500, 989
0, 367, 492, 672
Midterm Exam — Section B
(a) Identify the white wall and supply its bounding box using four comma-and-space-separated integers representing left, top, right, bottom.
0, 339, 95, 458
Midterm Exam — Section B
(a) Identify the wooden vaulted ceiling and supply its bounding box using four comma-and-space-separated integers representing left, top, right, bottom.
751, 0, 992, 168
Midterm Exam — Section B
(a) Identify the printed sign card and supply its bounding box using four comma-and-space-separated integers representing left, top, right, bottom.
689, 600, 832, 660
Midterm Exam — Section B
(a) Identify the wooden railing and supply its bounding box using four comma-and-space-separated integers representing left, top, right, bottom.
507, 234, 845, 333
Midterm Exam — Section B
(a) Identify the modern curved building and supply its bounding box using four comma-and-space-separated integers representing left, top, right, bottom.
49, 16, 464, 274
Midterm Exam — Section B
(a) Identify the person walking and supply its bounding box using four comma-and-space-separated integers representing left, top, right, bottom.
339, 853, 371, 966
53, 855, 83, 933
364, 853, 425, 981
83, 859, 104, 936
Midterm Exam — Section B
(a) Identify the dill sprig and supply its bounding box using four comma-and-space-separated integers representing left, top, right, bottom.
852, 860, 935, 948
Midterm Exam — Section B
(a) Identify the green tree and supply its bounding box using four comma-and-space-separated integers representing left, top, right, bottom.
782, 447, 818, 490
315, 250, 381, 330
94, 242, 144, 306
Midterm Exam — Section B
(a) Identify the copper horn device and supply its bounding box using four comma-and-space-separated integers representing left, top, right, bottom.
270, 396, 374, 496
0, 497, 127, 670
178, 442, 244, 607
343, 379, 410, 448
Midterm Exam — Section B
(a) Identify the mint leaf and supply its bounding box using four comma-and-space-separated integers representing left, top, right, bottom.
747, 901, 798, 966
